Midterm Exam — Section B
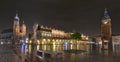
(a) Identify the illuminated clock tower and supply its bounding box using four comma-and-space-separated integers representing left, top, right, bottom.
101, 8, 112, 50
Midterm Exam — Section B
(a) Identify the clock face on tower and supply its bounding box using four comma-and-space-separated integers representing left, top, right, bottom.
103, 21, 108, 24
102, 20, 109, 24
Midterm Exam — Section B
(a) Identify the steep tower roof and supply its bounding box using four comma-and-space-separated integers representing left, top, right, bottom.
22, 21, 24, 24
22, 21, 26, 26
103, 8, 110, 19
14, 13, 19, 21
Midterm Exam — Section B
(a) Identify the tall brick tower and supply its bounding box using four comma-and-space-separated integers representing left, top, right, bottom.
101, 8, 112, 50
13, 13, 20, 38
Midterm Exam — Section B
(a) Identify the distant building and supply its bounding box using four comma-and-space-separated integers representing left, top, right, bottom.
34, 24, 71, 39
0, 13, 27, 44
101, 8, 112, 50
13, 13, 26, 43
29, 23, 88, 45
95, 34, 120, 52
94, 8, 120, 51
0, 28, 13, 44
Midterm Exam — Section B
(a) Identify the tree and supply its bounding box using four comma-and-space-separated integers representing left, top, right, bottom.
71, 32, 81, 40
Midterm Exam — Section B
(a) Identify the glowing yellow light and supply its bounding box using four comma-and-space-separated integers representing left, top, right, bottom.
26, 40, 28, 43
53, 42, 55, 45
86, 36, 89, 40
48, 39, 50, 41
37, 45, 40, 50
53, 44, 56, 51
37, 40, 40, 44
29, 40, 32, 44
70, 45, 73, 49
104, 21, 108, 24
29, 45, 32, 53
42, 41, 44, 44
43, 39, 46, 41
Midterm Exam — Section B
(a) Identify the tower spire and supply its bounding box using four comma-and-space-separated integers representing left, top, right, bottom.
103, 8, 110, 19
14, 11, 19, 21
23, 21, 24, 24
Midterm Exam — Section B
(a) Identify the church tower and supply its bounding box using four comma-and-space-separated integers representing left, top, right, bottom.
21, 21, 26, 36
13, 12, 27, 43
13, 13, 20, 36
101, 8, 112, 50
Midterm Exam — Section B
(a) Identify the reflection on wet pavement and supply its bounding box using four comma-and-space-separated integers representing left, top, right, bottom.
20, 44, 120, 62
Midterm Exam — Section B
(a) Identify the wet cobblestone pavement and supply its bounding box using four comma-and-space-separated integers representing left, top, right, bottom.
0, 44, 22, 62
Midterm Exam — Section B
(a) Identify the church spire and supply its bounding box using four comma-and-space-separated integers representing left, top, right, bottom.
22, 21, 24, 24
103, 8, 110, 19
14, 11, 19, 21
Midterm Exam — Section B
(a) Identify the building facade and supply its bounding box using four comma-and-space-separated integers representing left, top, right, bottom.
33, 24, 71, 44
0, 29, 13, 44
13, 13, 26, 43
28, 23, 89, 45
101, 8, 112, 50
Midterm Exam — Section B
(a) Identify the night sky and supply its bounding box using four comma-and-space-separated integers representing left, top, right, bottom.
0, 0, 120, 36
